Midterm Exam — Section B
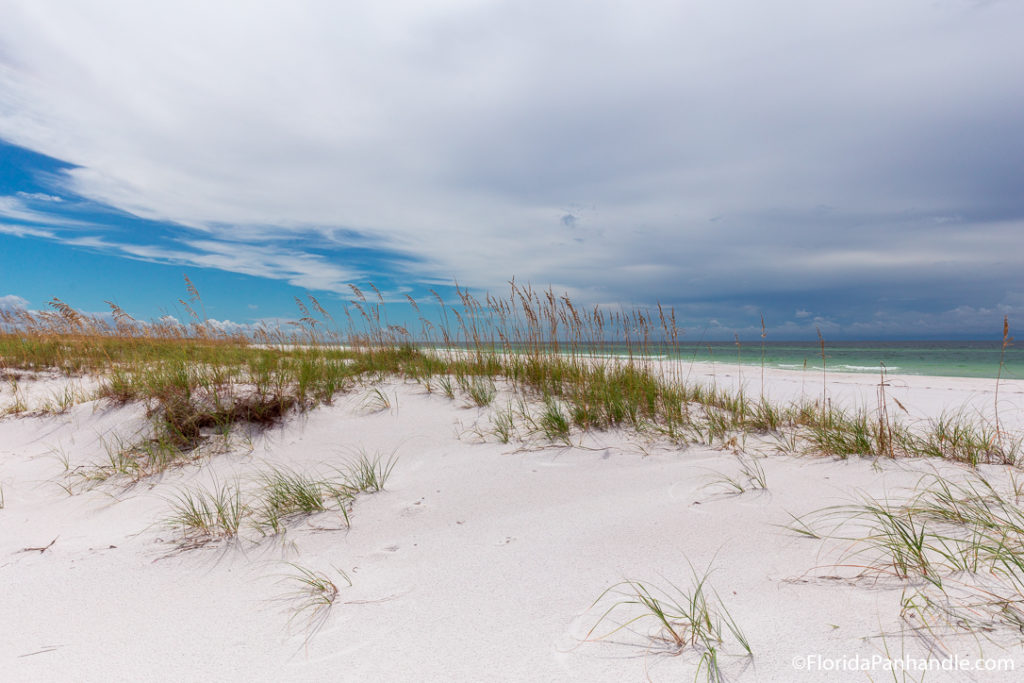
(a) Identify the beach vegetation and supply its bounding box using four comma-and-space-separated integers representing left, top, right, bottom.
0, 278, 1019, 482
795, 471, 1024, 640
706, 454, 768, 496
279, 563, 351, 639
166, 478, 248, 541
585, 565, 752, 681
341, 448, 398, 493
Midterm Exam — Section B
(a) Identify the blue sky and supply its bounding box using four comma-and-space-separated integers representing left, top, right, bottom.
1, 0, 1023, 340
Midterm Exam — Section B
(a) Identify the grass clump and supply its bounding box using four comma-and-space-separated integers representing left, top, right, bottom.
586, 565, 752, 681
706, 454, 768, 496
342, 449, 398, 493
166, 479, 248, 542
279, 563, 352, 640
361, 386, 392, 413
539, 396, 571, 443
255, 467, 346, 535
490, 402, 516, 443
466, 376, 497, 407
253, 452, 395, 535
904, 411, 1020, 466
796, 471, 1024, 639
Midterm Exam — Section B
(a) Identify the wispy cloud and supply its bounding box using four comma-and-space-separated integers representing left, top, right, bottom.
67, 233, 363, 293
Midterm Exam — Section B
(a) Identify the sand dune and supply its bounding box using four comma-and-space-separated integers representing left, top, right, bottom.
2, 368, 1023, 681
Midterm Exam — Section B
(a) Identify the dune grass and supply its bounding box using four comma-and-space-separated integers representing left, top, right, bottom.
1, 279, 1019, 479
341, 448, 398, 493
166, 478, 248, 541
585, 564, 752, 682
706, 454, 768, 496
278, 563, 352, 640
159, 450, 396, 545
254, 466, 355, 535
794, 470, 1024, 641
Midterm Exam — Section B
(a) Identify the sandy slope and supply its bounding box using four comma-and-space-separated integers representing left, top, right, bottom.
2, 368, 1023, 681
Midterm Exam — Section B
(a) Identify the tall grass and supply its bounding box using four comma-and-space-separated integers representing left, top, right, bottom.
1, 279, 1019, 474
996, 315, 1013, 451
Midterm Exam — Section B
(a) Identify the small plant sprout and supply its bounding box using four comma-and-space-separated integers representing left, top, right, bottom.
706, 454, 768, 496
490, 402, 516, 443
343, 448, 398, 493
166, 478, 248, 542
539, 396, 571, 444
280, 563, 352, 639
362, 386, 392, 413
466, 376, 497, 407
585, 564, 751, 681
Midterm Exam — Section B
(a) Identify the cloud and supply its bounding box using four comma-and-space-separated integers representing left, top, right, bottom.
0, 222, 57, 239
0, 294, 29, 311
2, 220, 365, 295
205, 318, 252, 335
0, 1, 1022, 334
0, 194, 89, 227
16, 192, 62, 202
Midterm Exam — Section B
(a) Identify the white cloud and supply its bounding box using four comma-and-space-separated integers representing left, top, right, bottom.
0, 222, 57, 239
0, 195, 88, 227
0, 0, 1022, 324
9, 228, 364, 295
205, 318, 251, 335
16, 192, 62, 202
0, 294, 29, 311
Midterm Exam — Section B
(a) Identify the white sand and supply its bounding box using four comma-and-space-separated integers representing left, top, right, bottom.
2, 367, 1023, 681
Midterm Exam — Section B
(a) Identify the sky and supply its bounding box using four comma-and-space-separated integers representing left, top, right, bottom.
1, 0, 1022, 340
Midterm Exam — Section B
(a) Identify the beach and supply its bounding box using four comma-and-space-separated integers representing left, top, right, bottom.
2, 362, 1023, 682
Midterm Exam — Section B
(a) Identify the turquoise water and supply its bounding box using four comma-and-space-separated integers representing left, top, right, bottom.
664, 341, 1023, 380
442, 340, 1022, 379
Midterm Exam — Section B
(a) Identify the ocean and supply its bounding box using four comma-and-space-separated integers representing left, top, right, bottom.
437, 340, 1022, 380
657, 340, 1022, 380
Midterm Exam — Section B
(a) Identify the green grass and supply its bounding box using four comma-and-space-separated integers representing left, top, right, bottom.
795, 471, 1024, 639
255, 466, 340, 534
490, 401, 516, 443
706, 454, 768, 496
341, 449, 398, 493
361, 386, 392, 413
585, 564, 752, 682
539, 396, 571, 443
466, 376, 497, 407
252, 454, 394, 536
2, 281, 1019, 482
279, 563, 351, 639
166, 478, 248, 541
